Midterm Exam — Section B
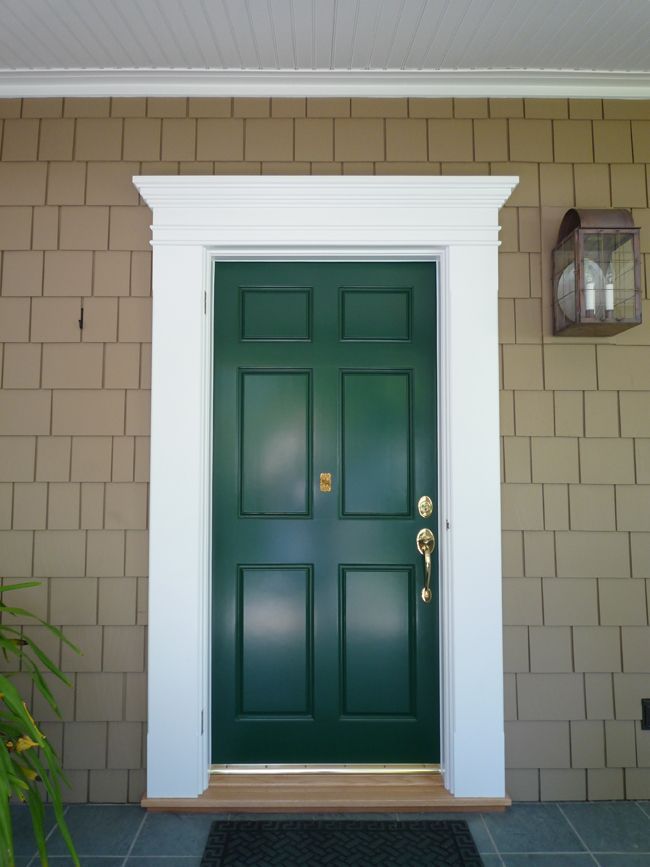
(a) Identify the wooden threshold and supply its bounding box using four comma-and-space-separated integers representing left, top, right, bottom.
142, 773, 511, 813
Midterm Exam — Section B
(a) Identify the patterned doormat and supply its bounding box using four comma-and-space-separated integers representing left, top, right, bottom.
200, 819, 483, 866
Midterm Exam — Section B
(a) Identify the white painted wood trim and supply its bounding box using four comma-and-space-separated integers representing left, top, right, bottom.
134, 175, 518, 800
4, 68, 650, 99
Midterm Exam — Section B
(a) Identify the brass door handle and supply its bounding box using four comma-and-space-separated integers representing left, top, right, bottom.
416, 528, 435, 604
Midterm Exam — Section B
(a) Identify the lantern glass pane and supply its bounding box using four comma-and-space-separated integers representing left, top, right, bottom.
611, 232, 636, 321
553, 234, 576, 324
583, 231, 636, 322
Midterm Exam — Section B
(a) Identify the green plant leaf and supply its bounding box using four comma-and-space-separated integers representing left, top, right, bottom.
19, 635, 71, 684
0, 581, 41, 594
0, 581, 80, 865
0, 743, 15, 867
0, 634, 24, 664
26, 784, 48, 866
25, 749, 78, 866
1, 607, 80, 656
25, 664, 62, 718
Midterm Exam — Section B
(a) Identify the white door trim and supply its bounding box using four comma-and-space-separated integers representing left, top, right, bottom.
133, 175, 518, 800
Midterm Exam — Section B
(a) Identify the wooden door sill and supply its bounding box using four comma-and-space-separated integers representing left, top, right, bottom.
142, 773, 511, 813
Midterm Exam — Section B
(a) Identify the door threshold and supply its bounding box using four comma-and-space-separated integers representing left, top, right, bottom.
210, 764, 440, 775
142, 772, 511, 813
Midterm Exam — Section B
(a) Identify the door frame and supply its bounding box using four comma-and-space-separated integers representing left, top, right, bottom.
133, 174, 519, 801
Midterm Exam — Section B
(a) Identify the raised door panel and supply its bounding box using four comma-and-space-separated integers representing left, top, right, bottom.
341, 371, 412, 517
240, 371, 312, 516
240, 287, 312, 341
340, 567, 415, 716
340, 288, 411, 341
238, 566, 313, 716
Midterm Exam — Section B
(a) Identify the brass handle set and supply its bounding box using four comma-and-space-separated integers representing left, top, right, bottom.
416, 496, 435, 604
416, 528, 435, 604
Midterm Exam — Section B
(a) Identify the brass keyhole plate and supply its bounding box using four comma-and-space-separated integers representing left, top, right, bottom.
418, 495, 433, 518
319, 473, 332, 493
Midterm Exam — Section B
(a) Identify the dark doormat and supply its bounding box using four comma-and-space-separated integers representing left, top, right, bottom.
200, 819, 484, 866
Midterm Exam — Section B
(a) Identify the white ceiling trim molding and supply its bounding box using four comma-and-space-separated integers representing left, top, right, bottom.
2, 68, 650, 99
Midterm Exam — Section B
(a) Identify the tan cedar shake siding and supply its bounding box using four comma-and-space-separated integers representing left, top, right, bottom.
0, 96, 649, 803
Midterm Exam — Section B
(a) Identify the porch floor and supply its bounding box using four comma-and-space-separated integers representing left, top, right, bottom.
11, 801, 650, 865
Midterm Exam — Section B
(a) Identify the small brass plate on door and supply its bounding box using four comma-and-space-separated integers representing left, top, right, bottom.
320, 473, 332, 493
418, 496, 433, 518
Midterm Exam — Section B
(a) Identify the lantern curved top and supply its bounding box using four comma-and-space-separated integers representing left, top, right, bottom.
557, 208, 636, 244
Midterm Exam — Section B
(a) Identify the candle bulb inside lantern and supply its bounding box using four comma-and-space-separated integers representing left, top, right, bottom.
585, 279, 595, 315
605, 264, 614, 314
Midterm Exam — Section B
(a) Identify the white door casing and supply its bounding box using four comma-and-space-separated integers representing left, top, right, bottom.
133, 175, 519, 800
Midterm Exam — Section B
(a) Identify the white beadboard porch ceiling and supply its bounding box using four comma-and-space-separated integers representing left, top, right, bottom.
0, 0, 649, 98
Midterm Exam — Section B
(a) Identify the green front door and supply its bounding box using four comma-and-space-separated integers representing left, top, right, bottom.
212, 261, 439, 764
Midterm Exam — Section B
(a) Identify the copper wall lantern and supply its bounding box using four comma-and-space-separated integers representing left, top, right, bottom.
552, 208, 642, 336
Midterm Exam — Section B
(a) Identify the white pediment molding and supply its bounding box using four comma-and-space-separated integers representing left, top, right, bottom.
135, 175, 519, 248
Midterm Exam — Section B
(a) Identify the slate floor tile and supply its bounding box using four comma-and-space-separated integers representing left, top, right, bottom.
501, 856, 595, 865
131, 813, 217, 856
43, 859, 124, 866
484, 804, 584, 853
10, 804, 57, 857
561, 803, 650, 853
481, 856, 504, 866
596, 857, 650, 866
126, 859, 203, 866
47, 805, 144, 856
